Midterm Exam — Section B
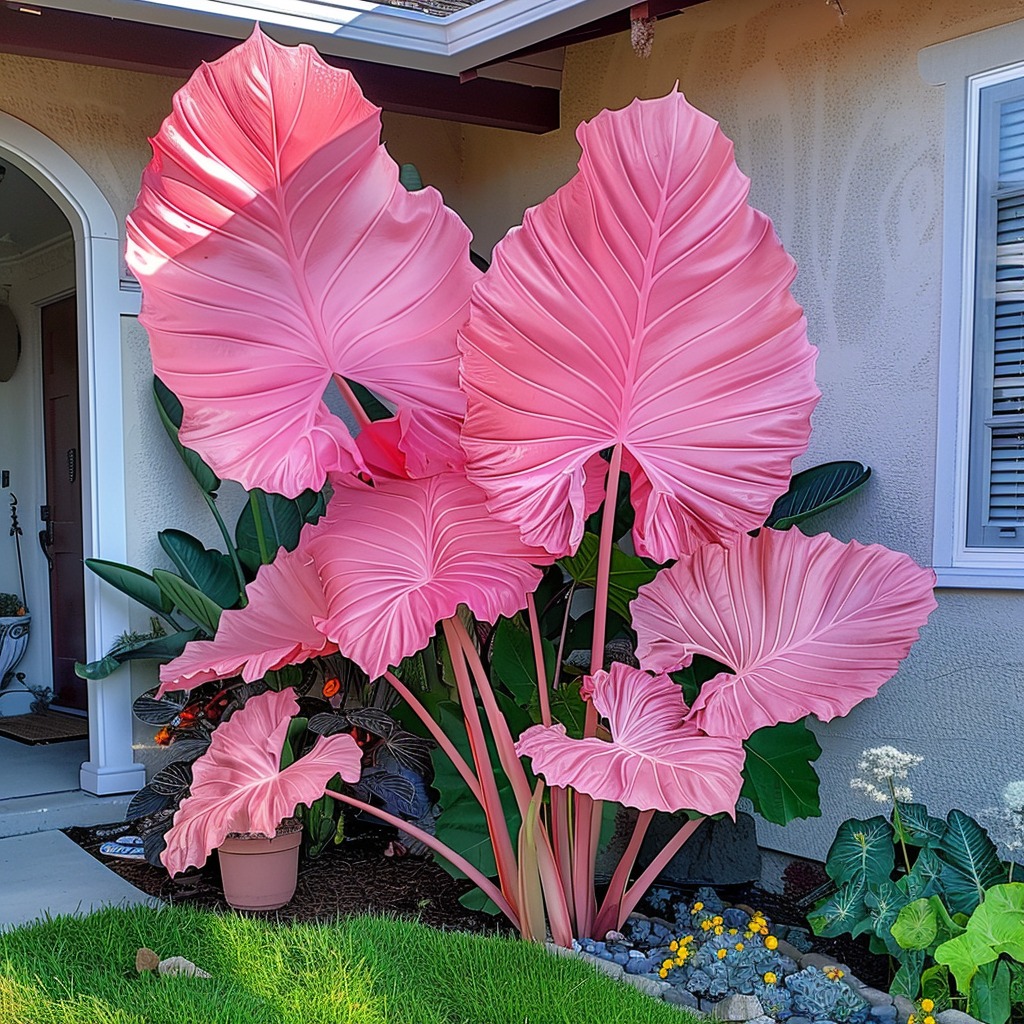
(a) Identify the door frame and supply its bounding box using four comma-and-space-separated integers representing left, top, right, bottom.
1, 111, 145, 796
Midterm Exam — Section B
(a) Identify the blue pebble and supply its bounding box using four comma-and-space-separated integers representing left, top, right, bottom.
870, 1008, 897, 1023
628, 949, 645, 959
612, 952, 630, 966
624, 958, 657, 975
722, 908, 748, 929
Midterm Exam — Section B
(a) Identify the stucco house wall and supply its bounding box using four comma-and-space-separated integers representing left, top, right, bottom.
448, 0, 1024, 860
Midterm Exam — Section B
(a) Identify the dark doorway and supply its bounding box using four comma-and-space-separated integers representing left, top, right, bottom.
40, 293, 87, 712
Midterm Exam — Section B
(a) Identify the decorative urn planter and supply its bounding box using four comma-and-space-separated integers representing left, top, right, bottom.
0, 613, 30, 686
217, 819, 302, 911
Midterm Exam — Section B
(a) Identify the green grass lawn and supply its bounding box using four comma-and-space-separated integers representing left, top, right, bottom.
0, 905, 697, 1023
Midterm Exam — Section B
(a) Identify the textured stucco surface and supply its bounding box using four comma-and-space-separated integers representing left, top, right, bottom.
2, 2, 1023, 856
452, 0, 1024, 860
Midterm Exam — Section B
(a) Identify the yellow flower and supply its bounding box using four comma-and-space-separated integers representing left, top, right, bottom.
744, 930, 754, 939
734, 942, 745, 951
729, 928, 739, 935
659, 968, 668, 979
907, 1015, 917, 1024
823, 966, 846, 981
923, 1016, 935, 1024
717, 948, 727, 960
759, 925, 769, 935
669, 941, 679, 952
920, 1002, 935, 1014
764, 935, 779, 950
701, 920, 712, 931
712, 916, 724, 925
681, 935, 694, 945
714, 926, 724, 936
764, 972, 778, 985
663, 959, 675, 970
692, 902, 704, 913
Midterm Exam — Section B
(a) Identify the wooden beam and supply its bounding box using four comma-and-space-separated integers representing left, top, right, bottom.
0, 5, 560, 133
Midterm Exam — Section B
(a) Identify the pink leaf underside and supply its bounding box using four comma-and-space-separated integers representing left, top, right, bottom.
307, 472, 552, 680
632, 528, 939, 740
459, 90, 819, 562
126, 28, 477, 496
162, 688, 361, 875
515, 663, 744, 815
158, 542, 337, 695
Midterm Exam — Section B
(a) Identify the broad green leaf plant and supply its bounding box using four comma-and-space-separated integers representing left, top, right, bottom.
125, 29, 937, 946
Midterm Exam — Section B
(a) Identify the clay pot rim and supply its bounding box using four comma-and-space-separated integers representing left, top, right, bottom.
225, 817, 302, 841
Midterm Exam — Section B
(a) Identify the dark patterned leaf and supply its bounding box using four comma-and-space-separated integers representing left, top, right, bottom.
126, 784, 172, 821
149, 760, 193, 797
938, 809, 1009, 915
766, 461, 871, 529
133, 689, 187, 727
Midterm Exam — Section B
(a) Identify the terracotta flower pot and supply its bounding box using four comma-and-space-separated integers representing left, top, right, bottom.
217, 821, 302, 911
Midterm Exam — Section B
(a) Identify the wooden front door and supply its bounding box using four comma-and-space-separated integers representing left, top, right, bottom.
40, 294, 87, 712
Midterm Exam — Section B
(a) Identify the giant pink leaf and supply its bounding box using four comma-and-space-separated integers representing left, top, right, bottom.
307, 472, 552, 679
127, 28, 477, 496
515, 663, 744, 815
460, 90, 819, 561
632, 528, 938, 739
158, 542, 337, 696
162, 688, 360, 875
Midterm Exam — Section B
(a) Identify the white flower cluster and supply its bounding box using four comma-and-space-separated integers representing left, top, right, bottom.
849, 746, 923, 805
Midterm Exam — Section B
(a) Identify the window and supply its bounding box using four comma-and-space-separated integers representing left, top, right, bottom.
921, 19, 1024, 587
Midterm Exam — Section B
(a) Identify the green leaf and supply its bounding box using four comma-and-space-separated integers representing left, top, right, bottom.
890, 948, 926, 999
740, 719, 822, 825
938, 809, 1009, 915
866, 880, 913, 955
343, 378, 392, 423
970, 959, 1012, 1024
824, 816, 896, 889
920, 963, 952, 1010
85, 559, 173, 617
670, 653, 731, 706
892, 898, 939, 951
560, 532, 657, 620
907, 847, 946, 899
491, 618, 556, 706
158, 529, 240, 609
152, 569, 222, 634
896, 802, 948, 849
546, 679, 588, 739
74, 628, 201, 679
765, 461, 871, 529
809, 881, 868, 938
153, 376, 221, 495
235, 488, 324, 565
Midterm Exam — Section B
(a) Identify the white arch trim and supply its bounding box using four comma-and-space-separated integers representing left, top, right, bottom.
0, 112, 145, 796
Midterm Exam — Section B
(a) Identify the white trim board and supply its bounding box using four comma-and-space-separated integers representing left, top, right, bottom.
27, 0, 629, 74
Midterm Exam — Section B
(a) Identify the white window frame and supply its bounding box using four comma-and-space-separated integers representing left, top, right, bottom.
921, 18, 1024, 588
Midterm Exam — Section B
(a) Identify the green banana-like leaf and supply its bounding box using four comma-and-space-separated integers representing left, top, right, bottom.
344, 378, 393, 422
970, 960, 1012, 1024
890, 948, 927, 999
85, 558, 172, 617
824, 816, 896, 889
235, 488, 325, 570
490, 618, 557, 706
152, 569, 222, 635
560, 531, 657, 620
153, 376, 221, 495
740, 719, 822, 825
765, 460, 871, 529
158, 529, 240, 609
74, 627, 201, 679
938, 809, 1009, 915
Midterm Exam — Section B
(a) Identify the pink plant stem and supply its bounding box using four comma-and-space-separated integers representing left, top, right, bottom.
441, 618, 521, 908
384, 669, 481, 804
324, 787, 519, 928
526, 594, 551, 726
573, 442, 623, 937
447, 616, 533, 814
551, 785, 574, 930
332, 373, 372, 431
616, 816, 705, 929
592, 809, 654, 939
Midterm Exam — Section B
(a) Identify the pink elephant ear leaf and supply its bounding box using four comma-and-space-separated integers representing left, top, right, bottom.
127, 28, 477, 496
632, 528, 938, 739
158, 539, 337, 695
161, 688, 361, 876
309, 472, 553, 680
515, 663, 745, 815
460, 90, 819, 561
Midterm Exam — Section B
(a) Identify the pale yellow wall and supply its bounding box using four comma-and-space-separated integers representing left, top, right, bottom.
452, 0, 1024, 860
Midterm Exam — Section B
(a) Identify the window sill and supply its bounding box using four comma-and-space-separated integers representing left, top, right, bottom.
933, 564, 1024, 589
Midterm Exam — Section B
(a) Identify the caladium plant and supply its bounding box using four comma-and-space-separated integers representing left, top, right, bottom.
127, 28, 938, 945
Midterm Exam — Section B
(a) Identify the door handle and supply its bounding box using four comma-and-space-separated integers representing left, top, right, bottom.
67, 447, 77, 485
38, 504, 53, 572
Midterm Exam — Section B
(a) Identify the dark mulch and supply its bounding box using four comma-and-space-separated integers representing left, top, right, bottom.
63, 822, 888, 990
62, 820, 512, 936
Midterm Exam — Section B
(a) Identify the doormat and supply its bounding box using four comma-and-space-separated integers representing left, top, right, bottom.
0, 710, 88, 745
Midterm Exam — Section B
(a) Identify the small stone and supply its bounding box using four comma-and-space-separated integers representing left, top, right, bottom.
624, 957, 657, 975
870, 1007, 898, 1023
784, 927, 815, 953
893, 995, 916, 1024
787, 1016, 814, 1024
936, 1012, 983, 1024
857, 987, 894, 1009
775, 939, 805, 962
747, 1017, 775, 1024
605, 930, 626, 942
135, 947, 159, 973
629, 948, 646, 958
712, 993, 764, 1021
666, 988, 700, 1009
612, 952, 630, 966
157, 956, 211, 978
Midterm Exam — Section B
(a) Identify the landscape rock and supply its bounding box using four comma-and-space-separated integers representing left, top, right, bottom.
893, 995, 916, 1024
624, 957, 657, 975
870, 1006, 898, 1023
856, 986, 894, 1009
936, 1011, 983, 1024
774, 939, 805, 962
712, 993, 764, 1021
665, 988, 700, 1009
157, 956, 210, 978
135, 947, 159, 973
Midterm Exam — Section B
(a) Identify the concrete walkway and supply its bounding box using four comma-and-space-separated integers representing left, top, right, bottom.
0, 830, 157, 930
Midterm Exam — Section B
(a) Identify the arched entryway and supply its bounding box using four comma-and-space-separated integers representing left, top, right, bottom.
0, 111, 145, 797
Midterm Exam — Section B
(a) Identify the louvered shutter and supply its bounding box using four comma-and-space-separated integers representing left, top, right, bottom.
969, 84, 1024, 546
